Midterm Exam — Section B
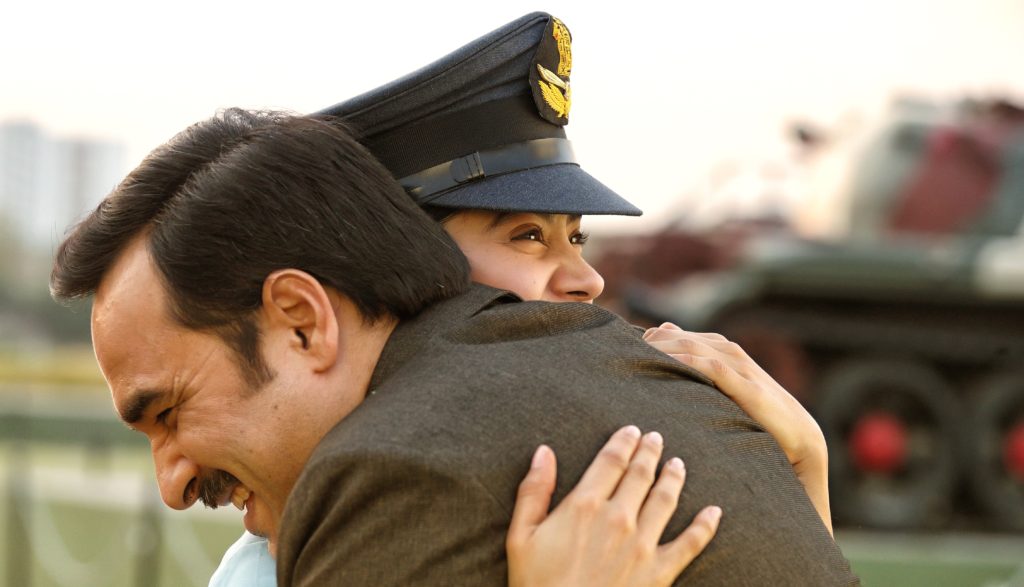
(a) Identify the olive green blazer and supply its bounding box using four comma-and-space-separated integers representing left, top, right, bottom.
277, 284, 858, 586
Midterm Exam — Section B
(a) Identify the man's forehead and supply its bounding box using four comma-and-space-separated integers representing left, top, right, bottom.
94, 235, 157, 305
91, 235, 177, 415
92, 236, 175, 341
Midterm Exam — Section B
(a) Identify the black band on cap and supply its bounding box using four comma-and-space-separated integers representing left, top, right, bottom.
360, 93, 566, 179
399, 138, 578, 204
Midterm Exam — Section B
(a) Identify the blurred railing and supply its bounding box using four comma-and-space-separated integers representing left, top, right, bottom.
0, 392, 236, 587
5, 391, 1023, 587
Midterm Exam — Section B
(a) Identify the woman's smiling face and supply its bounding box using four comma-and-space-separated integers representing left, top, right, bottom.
442, 211, 604, 303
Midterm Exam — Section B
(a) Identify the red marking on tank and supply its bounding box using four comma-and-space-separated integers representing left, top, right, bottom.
850, 411, 908, 474
1004, 421, 1024, 480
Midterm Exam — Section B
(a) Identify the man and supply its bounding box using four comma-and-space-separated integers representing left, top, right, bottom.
51, 17, 856, 587
53, 110, 469, 550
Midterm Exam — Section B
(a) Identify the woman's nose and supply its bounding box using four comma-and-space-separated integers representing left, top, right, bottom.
548, 253, 605, 302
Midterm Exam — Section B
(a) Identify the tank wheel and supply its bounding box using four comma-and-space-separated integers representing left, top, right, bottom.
816, 358, 960, 529
967, 371, 1024, 530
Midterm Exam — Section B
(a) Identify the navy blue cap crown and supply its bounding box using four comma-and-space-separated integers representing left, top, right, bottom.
317, 12, 641, 216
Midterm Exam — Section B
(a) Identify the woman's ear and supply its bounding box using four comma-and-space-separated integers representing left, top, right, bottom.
260, 269, 339, 372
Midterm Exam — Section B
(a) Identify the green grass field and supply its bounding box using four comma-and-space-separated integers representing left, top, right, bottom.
837, 531, 1024, 587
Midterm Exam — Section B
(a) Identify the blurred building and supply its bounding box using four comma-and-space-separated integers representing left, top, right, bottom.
0, 120, 125, 250
0, 121, 124, 346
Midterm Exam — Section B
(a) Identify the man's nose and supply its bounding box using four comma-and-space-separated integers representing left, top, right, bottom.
549, 253, 605, 302
151, 440, 199, 510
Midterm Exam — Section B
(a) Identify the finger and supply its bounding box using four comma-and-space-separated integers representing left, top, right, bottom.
670, 353, 755, 399
570, 425, 643, 501
682, 334, 746, 363
648, 324, 726, 347
693, 331, 728, 342
670, 338, 786, 403
656, 506, 722, 580
507, 445, 557, 548
636, 456, 685, 544
644, 325, 693, 343
673, 353, 772, 416
646, 335, 702, 357
609, 431, 664, 514
643, 323, 683, 341
648, 332, 718, 361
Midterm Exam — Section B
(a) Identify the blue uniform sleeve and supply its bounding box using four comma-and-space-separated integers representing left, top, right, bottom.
208, 531, 277, 587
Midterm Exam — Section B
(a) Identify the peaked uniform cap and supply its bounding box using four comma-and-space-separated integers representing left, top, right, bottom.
317, 12, 641, 216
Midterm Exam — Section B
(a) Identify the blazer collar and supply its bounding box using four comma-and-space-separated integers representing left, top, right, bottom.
368, 283, 520, 392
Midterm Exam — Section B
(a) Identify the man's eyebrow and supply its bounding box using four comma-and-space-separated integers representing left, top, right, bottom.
118, 389, 164, 426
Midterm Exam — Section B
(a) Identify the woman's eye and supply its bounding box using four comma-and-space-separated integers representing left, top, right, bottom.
571, 231, 590, 246
511, 228, 545, 243
156, 407, 173, 423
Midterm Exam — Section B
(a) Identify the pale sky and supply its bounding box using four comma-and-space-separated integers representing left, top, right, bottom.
4, 0, 1022, 233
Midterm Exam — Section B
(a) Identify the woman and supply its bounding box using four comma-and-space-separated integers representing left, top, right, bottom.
309, 5, 832, 539
436, 209, 831, 535
439, 209, 832, 584
211, 208, 829, 587
216, 12, 829, 581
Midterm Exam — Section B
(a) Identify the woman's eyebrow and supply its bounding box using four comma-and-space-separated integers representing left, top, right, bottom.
486, 212, 514, 230
487, 213, 580, 230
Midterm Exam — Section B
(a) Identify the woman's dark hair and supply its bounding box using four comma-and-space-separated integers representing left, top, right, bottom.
51, 109, 469, 384
421, 205, 457, 223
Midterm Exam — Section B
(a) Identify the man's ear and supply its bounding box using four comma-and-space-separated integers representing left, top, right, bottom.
260, 269, 339, 372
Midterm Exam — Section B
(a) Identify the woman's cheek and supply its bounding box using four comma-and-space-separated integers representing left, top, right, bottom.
467, 260, 538, 301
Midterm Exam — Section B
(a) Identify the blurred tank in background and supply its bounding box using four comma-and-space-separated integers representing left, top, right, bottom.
595, 97, 1024, 533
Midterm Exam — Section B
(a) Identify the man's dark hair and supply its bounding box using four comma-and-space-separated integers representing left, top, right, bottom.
51, 109, 470, 384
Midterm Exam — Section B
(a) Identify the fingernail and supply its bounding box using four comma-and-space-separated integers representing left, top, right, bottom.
667, 457, 684, 472
707, 506, 723, 522
623, 425, 641, 438
646, 431, 664, 446
531, 445, 552, 469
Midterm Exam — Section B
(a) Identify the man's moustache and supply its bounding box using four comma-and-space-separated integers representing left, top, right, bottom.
196, 469, 240, 508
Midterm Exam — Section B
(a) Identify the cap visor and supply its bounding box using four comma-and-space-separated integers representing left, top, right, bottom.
420, 164, 642, 216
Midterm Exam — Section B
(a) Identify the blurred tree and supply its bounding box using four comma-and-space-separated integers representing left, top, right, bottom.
0, 212, 91, 345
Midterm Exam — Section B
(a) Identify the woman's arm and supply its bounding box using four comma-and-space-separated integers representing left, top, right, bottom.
507, 425, 722, 587
643, 323, 832, 535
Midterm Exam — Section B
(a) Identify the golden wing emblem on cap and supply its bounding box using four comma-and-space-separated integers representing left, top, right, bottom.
532, 17, 573, 122
552, 18, 572, 77
537, 64, 571, 119
537, 64, 567, 90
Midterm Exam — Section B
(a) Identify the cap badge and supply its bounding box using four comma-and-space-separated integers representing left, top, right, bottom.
531, 17, 573, 124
